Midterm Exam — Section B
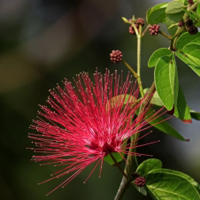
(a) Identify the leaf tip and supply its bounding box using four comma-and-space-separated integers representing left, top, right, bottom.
183, 119, 192, 124
185, 138, 190, 142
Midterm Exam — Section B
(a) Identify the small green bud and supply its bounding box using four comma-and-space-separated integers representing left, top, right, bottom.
131, 15, 136, 22
121, 17, 129, 24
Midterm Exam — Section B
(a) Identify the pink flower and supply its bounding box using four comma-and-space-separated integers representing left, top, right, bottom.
29, 69, 163, 195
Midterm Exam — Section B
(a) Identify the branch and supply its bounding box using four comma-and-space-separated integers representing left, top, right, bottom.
114, 177, 130, 200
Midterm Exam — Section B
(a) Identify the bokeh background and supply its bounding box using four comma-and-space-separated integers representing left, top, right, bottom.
1, 0, 200, 199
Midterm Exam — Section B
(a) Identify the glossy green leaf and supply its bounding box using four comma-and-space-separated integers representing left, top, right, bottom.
145, 169, 200, 200
155, 56, 178, 111
190, 110, 200, 120
165, 1, 184, 14
147, 109, 186, 141
134, 159, 162, 197
104, 152, 123, 165
136, 158, 162, 176
175, 51, 200, 76
176, 32, 200, 50
153, 169, 200, 194
148, 48, 172, 68
146, 2, 168, 24
174, 85, 192, 123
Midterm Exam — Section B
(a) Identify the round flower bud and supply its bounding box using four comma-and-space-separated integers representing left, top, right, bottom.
136, 18, 145, 26
110, 50, 123, 63
129, 25, 135, 35
186, 19, 193, 27
135, 176, 146, 187
188, 26, 198, 35
149, 25, 160, 36
129, 24, 139, 35
178, 21, 184, 27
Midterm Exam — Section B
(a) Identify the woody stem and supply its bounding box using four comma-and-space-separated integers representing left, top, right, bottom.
110, 153, 128, 179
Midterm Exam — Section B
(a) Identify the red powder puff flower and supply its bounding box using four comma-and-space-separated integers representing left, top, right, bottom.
28, 69, 164, 195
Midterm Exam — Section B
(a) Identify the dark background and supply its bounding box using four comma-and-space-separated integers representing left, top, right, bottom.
1, 0, 200, 199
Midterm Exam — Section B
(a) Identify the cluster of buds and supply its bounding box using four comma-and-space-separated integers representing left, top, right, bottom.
134, 176, 146, 187
185, 19, 198, 35
110, 50, 123, 63
129, 24, 139, 35
122, 16, 145, 35
136, 18, 145, 26
187, 25, 198, 35
149, 24, 160, 36
178, 18, 198, 35
131, 173, 146, 187
128, 18, 145, 35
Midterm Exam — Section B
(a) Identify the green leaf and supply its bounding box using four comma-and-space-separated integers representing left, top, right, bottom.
197, 3, 200, 16
104, 152, 123, 165
146, 2, 168, 24
173, 0, 185, 3
143, 87, 160, 104
183, 43, 200, 66
135, 159, 162, 196
135, 186, 147, 196
135, 105, 185, 140
175, 51, 200, 76
150, 91, 164, 107
148, 48, 173, 68
136, 158, 162, 176
174, 85, 192, 123
165, 11, 185, 35
190, 110, 200, 120
165, 1, 184, 14
155, 55, 178, 111
143, 88, 149, 95
176, 32, 200, 50
143, 89, 165, 107
105, 94, 136, 110
184, 9, 200, 27
173, 57, 179, 107
153, 169, 200, 194
145, 169, 200, 200
175, 41, 200, 76
147, 109, 186, 141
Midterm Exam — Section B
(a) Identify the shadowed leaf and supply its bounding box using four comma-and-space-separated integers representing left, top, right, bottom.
190, 110, 200, 120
